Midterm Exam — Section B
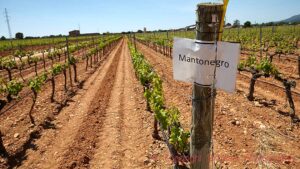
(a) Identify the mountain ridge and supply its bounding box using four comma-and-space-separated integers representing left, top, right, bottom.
278, 14, 300, 23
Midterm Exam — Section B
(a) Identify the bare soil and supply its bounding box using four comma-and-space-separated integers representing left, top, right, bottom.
137, 41, 300, 169
0, 39, 170, 169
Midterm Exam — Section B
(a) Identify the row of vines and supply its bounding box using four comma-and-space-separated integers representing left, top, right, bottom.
128, 40, 190, 166
0, 35, 121, 160
132, 25, 299, 123
0, 36, 121, 123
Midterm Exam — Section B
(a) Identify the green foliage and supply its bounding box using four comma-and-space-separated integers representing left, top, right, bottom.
238, 55, 256, 70
136, 25, 300, 55
28, 56, 40, 64
29, 72, 48, 92
68, 55, 77, 65
243, 21, 252, 28
27, 51, 34, 56
0, 78, 23, 98
48, 50, 58, 60
0, 78, 5, 94
0, 57, 16, 69
62, 62, 69, 69
256, 57, 279, 75
129, 42, 189, 154
50, 64, 63, 76
239, 55, 279, 76
14, 50, 26, 58
169, 125, 190, 153
5, 80, 24, 97
167, 107, 190, 153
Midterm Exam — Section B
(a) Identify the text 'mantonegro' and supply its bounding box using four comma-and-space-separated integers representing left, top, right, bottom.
173, 38, 240, 93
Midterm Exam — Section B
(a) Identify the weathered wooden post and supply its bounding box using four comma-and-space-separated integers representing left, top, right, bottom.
191, 3, 224, 169
66, 36, 73, 87
239, 26, 242, 39
90, 37, 94, 67
260, 26, 263, 58
133, 33, 137, 52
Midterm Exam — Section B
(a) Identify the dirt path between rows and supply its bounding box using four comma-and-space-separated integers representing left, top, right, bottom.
136, 41, 300, 169
89, 39, 164, 168
17, 40, 123, 169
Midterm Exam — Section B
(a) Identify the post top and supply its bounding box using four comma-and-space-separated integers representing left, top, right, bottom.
197, 2, 223, 7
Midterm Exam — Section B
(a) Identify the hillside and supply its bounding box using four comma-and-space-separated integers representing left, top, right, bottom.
279, 14, 300, 23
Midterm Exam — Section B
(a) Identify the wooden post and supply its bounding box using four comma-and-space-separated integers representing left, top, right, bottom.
31, 39, 34, 51
133, 33, 137, 52
191, 3, 223, 169
10, 40, 15, 62
260, 26, 263, 58
66, 37, 73, 87
91, 37, 94, 67
237, 26, 240, 42
294, 25, 296, 33
52, 38, 55, 50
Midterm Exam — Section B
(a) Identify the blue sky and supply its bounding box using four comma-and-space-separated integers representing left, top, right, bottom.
0, 0, 299, 37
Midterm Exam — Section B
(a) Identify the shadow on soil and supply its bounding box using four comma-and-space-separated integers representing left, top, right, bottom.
7, 130, 41, 169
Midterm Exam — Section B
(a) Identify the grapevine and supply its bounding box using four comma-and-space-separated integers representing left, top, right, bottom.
129, 41, 190, 156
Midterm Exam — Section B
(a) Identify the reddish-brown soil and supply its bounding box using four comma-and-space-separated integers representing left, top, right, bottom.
1, 37, 299, 169
0, 39, 170, 169
136, 41, 300, 169
0, 40, 119, 168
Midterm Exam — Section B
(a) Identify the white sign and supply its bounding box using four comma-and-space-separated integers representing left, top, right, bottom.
173, 38, 240, 93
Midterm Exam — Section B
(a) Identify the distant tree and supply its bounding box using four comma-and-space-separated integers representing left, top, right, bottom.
15, 32, 24, 39
137, 30, 143, 33
263, 22, 273, 26
232, 20, 240, 28
103, 32, 110, 35
225, 23, 232, 27
243, 21, 252, 28
277, 22, 286, 26
0, 36, 6, 40
121, 32, 131, 34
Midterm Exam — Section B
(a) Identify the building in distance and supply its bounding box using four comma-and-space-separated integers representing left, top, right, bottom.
69, 30, 80, 36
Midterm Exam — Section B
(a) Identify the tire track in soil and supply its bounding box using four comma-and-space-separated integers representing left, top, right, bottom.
89, 39, 169, 169
56, 40, 123, 169
88, 39, 126, 169
136, 42, 300, 168
16, 40, 123, 169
